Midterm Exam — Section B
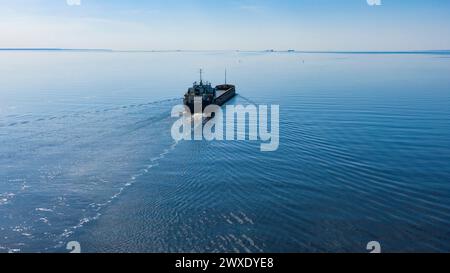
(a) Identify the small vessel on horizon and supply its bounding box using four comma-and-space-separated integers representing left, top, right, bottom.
183, 69, 236, 114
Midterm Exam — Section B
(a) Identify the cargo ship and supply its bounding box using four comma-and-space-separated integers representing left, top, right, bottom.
183, 70, 236, 114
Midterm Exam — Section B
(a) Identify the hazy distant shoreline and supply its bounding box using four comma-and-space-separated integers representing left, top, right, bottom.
1, 48, 450, 55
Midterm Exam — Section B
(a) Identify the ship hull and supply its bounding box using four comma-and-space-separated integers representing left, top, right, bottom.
184, 84, 236, 114
214, 85, 236, 106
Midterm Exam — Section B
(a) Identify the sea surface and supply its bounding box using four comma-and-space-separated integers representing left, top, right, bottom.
0, 51, 449, 253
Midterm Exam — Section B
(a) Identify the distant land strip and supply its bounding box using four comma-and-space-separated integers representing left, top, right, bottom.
294, 50, 450, 55
0, 48, 113, 51
1, 48, 449, 55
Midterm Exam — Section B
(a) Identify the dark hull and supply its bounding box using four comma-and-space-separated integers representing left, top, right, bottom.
184, 85, 236, 114
214, 85, 236, 106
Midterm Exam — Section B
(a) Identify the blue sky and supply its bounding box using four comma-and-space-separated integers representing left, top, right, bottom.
1, 0, 450, 50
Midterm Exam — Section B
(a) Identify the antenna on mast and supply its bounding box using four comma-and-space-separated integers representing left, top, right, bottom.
225, 69, 227, 84
199, 69, 203, 84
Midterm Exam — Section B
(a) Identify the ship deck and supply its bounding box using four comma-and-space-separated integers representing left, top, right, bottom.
216, 90, 227, 98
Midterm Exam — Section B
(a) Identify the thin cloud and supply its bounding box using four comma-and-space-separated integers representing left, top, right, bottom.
239, 5, 265, 13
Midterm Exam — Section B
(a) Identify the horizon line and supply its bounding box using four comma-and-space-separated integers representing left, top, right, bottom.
1, 48, 450, 55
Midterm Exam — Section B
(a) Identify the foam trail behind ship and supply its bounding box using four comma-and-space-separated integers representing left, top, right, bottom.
0, 98, 181, 252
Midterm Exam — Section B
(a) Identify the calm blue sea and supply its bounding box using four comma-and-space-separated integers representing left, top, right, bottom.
0, 51, 449, 253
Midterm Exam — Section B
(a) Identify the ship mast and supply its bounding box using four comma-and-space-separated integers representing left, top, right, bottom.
225, 69, 227, 84
199, 69, 203, 85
